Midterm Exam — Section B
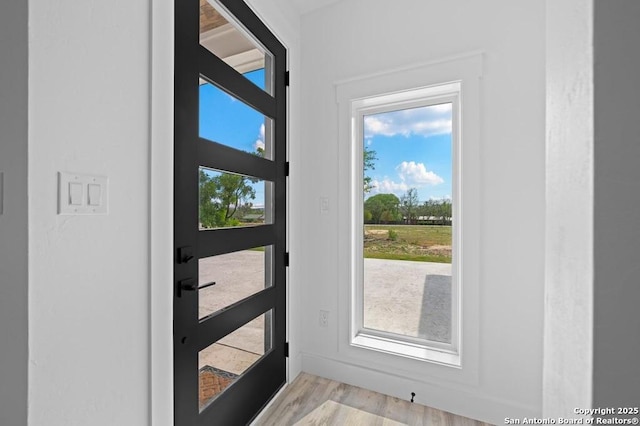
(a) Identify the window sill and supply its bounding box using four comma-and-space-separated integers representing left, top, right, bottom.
351, 332, 461, 368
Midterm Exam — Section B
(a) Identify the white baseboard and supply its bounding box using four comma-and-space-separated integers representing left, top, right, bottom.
301, 352, 538, 425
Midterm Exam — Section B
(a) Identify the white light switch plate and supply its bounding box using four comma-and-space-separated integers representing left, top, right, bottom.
58, 172, 108, 215
320, 196, 329, 214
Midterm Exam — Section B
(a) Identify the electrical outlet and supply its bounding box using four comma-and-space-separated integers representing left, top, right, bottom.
319, 310, 329, 327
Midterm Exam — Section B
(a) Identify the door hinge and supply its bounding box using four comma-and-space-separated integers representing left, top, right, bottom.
284, 252, 289, 267
284, 342, 289, 358
285, 161, 290, 177
285, 71, 290, 87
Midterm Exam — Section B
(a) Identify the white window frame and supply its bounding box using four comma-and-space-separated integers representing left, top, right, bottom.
351, 83, 462, 365
336, 53, 482, 380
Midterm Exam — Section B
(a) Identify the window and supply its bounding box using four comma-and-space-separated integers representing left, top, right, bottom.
349, 83, 461, 365
336, 54, 481, 380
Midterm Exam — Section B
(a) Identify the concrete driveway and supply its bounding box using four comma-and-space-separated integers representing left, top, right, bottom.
364, 258, 451, 343
197, 252, 452, 380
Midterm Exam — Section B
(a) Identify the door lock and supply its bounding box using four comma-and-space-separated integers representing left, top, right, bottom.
177, 246, 194, 264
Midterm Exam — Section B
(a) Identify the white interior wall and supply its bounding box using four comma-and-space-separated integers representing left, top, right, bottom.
0, 1, 29, 425
543, 0, 594, 418
298, 1, 545, 423
150, 0, 174, 424
593, 0, 640, 410
28, 0, 151, 424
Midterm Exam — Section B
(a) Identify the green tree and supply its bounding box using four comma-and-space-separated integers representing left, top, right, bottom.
400, 188, 419, 224
363, 147, 377, 193
380, 210, 396, 224
421, 199, 452, 225
364, 193, 400, 223
199, 170, 257, 228
215, 172, 257, 221
436, 199, 452, 225
236, 201, 255, 219
199, 170, 224, 228
199, 147, 264, 228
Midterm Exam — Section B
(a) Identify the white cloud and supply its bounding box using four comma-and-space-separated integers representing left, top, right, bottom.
365, 117, 390, 135
364, 103, 452, 138
253, 123, 266, 152
370, 178, 408, 196
369, 161, 443, 197
396, 161, 444, 186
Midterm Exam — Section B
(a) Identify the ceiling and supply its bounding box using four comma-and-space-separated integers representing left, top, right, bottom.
200, 0, 228, 33
199, 1, 267, 75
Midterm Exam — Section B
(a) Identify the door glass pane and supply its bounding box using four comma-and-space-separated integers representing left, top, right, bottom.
199, 0, 273, 95
198, 310, 273, 411
199, 77, 274, 160
199, 167, 273, 230
199, 245, 273, 320
362, 103, 453, 344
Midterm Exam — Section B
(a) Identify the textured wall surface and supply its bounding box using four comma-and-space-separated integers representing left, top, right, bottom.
28, 0, 151, 424
543, 0, 594, 418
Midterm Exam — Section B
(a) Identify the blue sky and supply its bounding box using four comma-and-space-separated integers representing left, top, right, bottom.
200, 69, 266, 154
364, 103, 452, 203
199, 69, 452, 208
199, 69, 267, 208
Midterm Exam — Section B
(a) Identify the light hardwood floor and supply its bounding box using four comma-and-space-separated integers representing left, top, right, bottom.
255, 373, 493, 425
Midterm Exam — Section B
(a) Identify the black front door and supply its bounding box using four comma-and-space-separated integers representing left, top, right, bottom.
174, 0, 287, 424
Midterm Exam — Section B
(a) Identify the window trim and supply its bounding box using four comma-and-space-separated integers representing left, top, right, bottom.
350, 83, 462, 365
335, 52, 482, 383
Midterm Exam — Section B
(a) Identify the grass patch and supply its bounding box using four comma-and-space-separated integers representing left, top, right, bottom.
364, 224, 452, 264
365, 252, 451, 263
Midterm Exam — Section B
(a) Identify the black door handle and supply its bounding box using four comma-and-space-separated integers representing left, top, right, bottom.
198, 281, 216, 290
177, 278, 196, 297
177, 278, 216, 297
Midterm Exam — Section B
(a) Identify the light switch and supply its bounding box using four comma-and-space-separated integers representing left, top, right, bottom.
320, 196, 329, 214
88, 183, 101, 206
69, 182, 83, 205
58, 172, 108, 215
